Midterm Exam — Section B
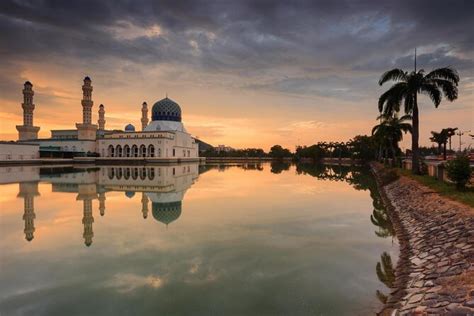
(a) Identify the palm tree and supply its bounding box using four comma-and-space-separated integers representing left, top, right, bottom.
372, 114, 412, 165
378, 67, 459, 174
430, 130, 449, 160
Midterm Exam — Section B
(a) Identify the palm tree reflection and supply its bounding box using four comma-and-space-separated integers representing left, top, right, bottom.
375, 252, 395, 304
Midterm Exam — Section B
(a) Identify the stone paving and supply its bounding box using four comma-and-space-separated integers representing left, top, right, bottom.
372, 166, 474, 315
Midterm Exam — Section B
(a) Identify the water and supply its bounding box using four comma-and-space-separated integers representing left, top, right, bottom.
0, 162, 398, 315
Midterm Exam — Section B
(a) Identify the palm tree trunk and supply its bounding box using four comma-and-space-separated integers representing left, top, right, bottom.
411, 97, 420, 174
389, 141, 396, 167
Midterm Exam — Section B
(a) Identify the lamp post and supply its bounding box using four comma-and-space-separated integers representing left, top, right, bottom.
456, 130, 471, 152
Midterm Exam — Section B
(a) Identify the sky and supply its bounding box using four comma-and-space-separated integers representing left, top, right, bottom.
0, 0, 473, 151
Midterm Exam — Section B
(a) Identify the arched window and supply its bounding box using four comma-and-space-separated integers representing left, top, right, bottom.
148, 168, 155, 180
157, 148, 161, 157
116, 145, 122, 157
148, 144, 155, 157
124, 167, 130, 180
116, 167, 123, 179
132, 168, 138, 180
132, 145, 138, 157
124, 145, 130, 157
108, 167, 114, 179
108, 145, 115, 157
140, 168, 146, 180
140, 145, 147, 157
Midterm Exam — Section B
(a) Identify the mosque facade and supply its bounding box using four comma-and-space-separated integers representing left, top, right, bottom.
10, 77, 200, 161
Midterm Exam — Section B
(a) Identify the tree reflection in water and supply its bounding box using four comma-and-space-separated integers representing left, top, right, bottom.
270, 161, 291, 174
295, 163, 396, 306
375, 252, 395, 304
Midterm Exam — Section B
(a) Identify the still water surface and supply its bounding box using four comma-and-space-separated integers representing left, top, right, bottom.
0, 162, 397, 315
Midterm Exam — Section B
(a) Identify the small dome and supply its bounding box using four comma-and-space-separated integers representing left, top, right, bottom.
125, 191, 136, 198
124, 124, 135, 132
152, 201, 182, 226
84, 76, 91, 82
99, 104, 104, 108
151, 97, 182, 122
24, 81, 32, 87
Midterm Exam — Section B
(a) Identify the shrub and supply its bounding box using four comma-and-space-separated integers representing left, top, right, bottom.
446, 154, 472, 190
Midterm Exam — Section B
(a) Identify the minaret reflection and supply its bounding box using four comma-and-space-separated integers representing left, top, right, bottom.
98, 192, 106, 216
76, 184, 98, 247
141, 192, 149, 219
17, 182, 40, 241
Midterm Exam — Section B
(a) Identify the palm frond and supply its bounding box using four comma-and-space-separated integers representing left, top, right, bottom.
378, 82, 407, 115
420, 83, 441, 107
426, 67, 460, 85
428, 78, 458, 101
378, 69, 408, 86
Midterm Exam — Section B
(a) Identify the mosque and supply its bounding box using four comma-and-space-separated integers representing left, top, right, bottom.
7, 76, 200, 161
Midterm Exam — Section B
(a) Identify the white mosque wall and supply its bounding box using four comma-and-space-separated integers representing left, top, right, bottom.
0, 142, 39, 161
97, 130, 198, 159
35, 139, 97, 153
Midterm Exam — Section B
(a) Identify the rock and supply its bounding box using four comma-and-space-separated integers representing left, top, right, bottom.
465, 300, 474, 308
408, 294, 424, 304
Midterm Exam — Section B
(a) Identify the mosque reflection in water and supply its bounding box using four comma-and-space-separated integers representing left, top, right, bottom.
4, 162, 397, 308
4, 163, 201, 247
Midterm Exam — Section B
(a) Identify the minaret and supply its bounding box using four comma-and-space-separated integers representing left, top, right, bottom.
141, 192, 149, 219
16, 81, 40, 141
98, 192, 106, 216
98, 104, 105, 131
76, 76, 98, 140
141, 102, 148, 131
17, 182, 40, 241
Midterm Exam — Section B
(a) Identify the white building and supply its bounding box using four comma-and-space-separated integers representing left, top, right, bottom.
7, 77, 200, 162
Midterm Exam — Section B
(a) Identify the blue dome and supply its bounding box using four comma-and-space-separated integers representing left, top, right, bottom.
124, 124, 135, 132
151, 97, 182, 122
125, 191, 135, 198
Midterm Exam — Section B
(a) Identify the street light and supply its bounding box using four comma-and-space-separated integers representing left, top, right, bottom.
456, 130, 471, 152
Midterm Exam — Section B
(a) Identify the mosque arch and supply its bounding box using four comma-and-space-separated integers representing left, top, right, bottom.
148, 168, 155, 180
108, 167, 114, 179
140, 145, 147, 157
148, 144, 155, 157
124, 167, 130, 180
140, 168, 147, 180
116, 145, 123, 158
108, 145, 115, 157
132, 145, 138, 157
132, 168, 139, 180
124, 145, 130, 157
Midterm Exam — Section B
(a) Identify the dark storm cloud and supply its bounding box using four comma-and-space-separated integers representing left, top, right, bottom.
0, 0, 473, 98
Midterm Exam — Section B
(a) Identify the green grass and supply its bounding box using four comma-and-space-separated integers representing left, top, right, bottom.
397, 168, 474, 208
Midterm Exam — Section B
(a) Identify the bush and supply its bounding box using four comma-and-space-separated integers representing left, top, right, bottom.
446, 154, 472, 190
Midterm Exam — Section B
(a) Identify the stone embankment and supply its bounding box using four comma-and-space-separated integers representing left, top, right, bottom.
371, 163, 474, 315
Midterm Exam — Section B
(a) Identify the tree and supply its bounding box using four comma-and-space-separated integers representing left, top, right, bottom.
372, 114, 412, 165
444, 127, 458, 151
269, 145, 292, 159
446, 154, 472, 190
378, 66, 459, 174
430, 130, 449, 160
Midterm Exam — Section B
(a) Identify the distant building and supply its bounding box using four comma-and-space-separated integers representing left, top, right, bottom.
215, 145, 234, 153
6, 77, 200, 161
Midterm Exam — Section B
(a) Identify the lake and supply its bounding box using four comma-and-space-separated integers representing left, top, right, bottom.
0, 162, 398, 315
